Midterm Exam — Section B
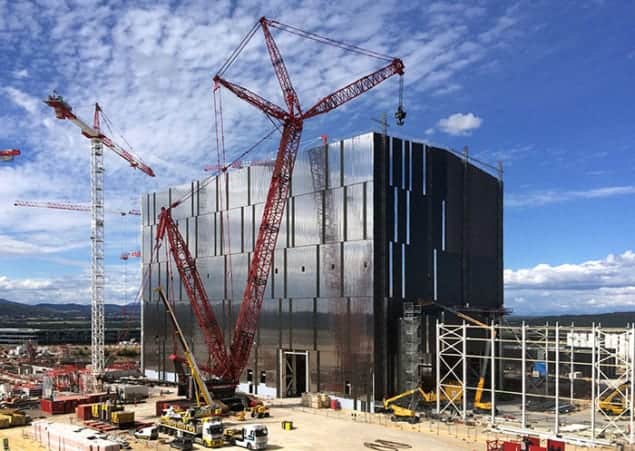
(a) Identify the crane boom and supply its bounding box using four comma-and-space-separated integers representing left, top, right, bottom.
156, 207, 231, 378
44, 95, 155, 177
155, 287, 214, 407
14, 200, 140, 216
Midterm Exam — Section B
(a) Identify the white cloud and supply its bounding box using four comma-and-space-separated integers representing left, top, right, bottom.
3, 87, 40, 114
0, 0, 527, 303
505, 251, 635, 314
425, 128, 435, 136
437, 112, 483, 135
507, 185, 635, 208
13, 69, 29, 79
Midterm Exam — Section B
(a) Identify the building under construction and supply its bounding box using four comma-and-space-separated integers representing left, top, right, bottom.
141, 131, 503, 407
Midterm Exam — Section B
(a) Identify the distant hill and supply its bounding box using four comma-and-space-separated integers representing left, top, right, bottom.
0, 298, 139, 318
509, 311, 635, 328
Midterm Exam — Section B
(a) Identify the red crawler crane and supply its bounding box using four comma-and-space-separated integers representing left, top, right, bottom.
156, 16, 404, 384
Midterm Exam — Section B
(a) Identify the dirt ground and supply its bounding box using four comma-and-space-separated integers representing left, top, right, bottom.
0, 394, 610, 451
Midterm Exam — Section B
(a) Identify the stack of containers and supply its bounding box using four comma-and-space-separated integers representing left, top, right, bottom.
32, 420, 120, 451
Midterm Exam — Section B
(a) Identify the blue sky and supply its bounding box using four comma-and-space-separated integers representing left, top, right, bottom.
0, 0, 634, 314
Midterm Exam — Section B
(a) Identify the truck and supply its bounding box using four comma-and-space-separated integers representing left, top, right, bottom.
158, 414, 224, 448
224, 424, 268, 450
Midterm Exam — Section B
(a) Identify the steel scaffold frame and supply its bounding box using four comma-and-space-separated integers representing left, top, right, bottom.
436, 321, 635, 447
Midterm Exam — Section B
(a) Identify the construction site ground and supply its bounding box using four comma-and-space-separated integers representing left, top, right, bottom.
0, 393, 613, 451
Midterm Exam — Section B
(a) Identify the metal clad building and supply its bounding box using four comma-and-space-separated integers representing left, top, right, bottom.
141, 132, 503, 404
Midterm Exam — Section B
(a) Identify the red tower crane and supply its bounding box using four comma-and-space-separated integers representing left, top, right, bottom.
0, 149, 20, 161
14, 200, 141, 216
156, 16, 404, 384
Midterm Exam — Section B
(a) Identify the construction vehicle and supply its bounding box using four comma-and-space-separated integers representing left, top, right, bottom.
383, 385, 462, 423
419, 300, 496, 414
223, 424, 268, 450
92, 401, 135, 428
599, 382, 629, 415
133, 425, 158, 440
153, 17, 405, 396
0, 408, 29, 429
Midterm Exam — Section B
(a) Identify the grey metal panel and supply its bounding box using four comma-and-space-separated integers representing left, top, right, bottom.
142, 226, 153, 264
286, 246, 317, 298
141, 194, 149, 227
170, 183, 192, 220
222, 208, 242, 255
293, 192, 321, 247
198, 176, 217, 214
227, 253, 249, 302
291, 146, 315, 196
198, 255, 223, 300
272, 248, 286, 299
345, 183, 364, 241
279, 298, 291, 349
249, 165, 274, 205
327, 141, 341, 189
227, 168, 248, 209
350, 297, 373, 397
343, 133, 373, 186
319, 243, 342, 298
365, 182, 373, 240
244, 205, 254, 253
324, 187, 344, 243
197, 214, 214, 258
291, 298, 314, 351
343, 241, 373, 297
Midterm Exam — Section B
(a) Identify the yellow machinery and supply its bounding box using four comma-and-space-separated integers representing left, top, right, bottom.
155, 288, 225, 448
0, 409, 28, 429
599, 382, 629, 415
383, 385, 462, 423
419, 300, 495, 414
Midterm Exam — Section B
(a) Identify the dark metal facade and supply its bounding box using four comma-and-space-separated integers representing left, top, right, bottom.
141, 132, 502, 404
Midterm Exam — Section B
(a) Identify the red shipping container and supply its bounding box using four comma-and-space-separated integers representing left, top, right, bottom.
546, 439, 565, 451
503, 443, 521, 451
75, 404, 93, 421
529, 447, 546, 451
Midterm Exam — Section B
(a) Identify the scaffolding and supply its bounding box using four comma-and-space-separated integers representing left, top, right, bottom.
436, 321, 635, 447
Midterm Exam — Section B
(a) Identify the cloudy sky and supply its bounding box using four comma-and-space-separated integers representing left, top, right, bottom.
0, 0, 634, 315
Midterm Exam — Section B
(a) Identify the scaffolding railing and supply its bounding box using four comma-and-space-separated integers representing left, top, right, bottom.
436, 321, 635, 447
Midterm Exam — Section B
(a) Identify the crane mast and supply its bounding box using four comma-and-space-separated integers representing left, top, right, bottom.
44, 94, 155, 376
153, 16, 404, 385
215, 17, 404, 381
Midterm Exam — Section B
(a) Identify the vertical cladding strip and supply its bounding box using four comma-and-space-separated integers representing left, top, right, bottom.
408, 141, 412, 192
441, 200, 446, 251
433, 248, 438, 301
388, 138, 393, 187
401, 243, 406, 298
422, 144, 427, 196
388, 242, 393, 298
393, 188, 398, 242
401, 140, 406, 189
406, 192, 410, 245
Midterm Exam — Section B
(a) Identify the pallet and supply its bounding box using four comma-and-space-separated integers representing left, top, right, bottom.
83, 420, 118, 432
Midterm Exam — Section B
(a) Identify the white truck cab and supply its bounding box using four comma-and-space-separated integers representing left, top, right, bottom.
227, 424, 268, 449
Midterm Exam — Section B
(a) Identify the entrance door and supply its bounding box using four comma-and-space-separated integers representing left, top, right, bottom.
281, 351, 308, 397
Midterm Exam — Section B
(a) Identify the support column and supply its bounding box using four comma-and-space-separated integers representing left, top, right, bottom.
436, 320, 440, 414
555, 322, 560, 435
462, 321, 467, 420
591, 323, 596, 441
490, 320, 496, 426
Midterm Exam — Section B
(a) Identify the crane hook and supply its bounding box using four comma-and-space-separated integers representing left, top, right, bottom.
395, 75, 406, 126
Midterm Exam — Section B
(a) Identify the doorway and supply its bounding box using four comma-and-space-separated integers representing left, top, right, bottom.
280, 350, 308, 397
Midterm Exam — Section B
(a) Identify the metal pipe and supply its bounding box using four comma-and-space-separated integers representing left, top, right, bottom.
490, 319, 496, 426
591, 323, 596, 440
630, 324, 634, 444
436, 319, 440, 415
521, 321, 526, 429
555, 322, 559, 435
462, 321, 467, 420
570, 322, 574, 404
